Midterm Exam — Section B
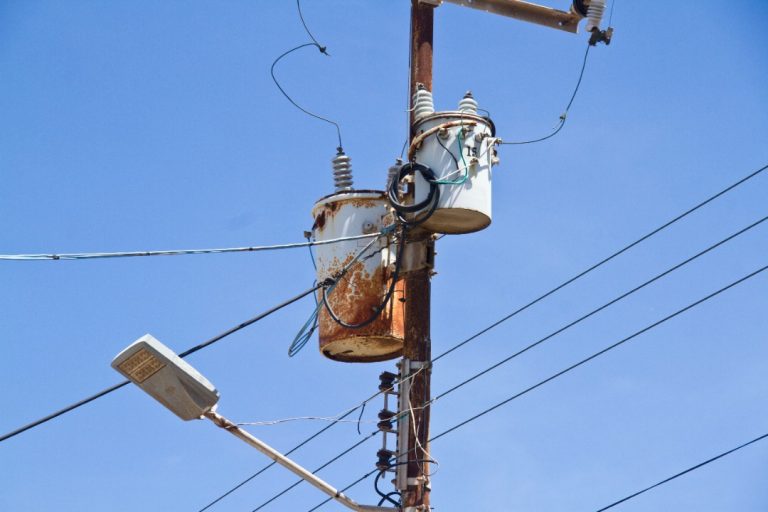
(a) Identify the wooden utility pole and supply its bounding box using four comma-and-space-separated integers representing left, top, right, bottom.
397, 1, 593, 510
399, 1, 436, 511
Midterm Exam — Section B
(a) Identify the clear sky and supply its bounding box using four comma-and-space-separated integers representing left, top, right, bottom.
1, 1, 767, 511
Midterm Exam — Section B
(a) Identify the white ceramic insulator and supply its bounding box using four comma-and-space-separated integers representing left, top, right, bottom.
458, 92, 478, 114
586, 0, 606, 32
413, 87, 435, 121
332, 151, 353, 192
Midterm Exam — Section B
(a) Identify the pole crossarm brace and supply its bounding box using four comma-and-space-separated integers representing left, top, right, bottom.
423, 0, 584, 33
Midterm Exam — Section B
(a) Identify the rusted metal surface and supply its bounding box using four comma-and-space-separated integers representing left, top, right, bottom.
400, 1, 435, 508
409, 1, 434, 132
441, 0, 582, 33
312, 191, 405, 363
400, 236, 433, 509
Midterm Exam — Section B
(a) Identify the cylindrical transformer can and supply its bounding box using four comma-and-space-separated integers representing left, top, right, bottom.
411, 112, 496, 234
311, 190, 404, 362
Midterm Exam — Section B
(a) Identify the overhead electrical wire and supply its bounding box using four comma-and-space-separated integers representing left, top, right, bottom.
433, 162, 768, 363
270, 2, 343, 149
430, 214, 768, 402
250, 430, 379, 512
0, 283, 323, 444
195, 162, 767, 508
500, 43, 591, 145
428, 263, 768, 442
305, 263, 768, 511
296, 0, 326, 53
594, 430, 768, 511
0, 231, 383, 261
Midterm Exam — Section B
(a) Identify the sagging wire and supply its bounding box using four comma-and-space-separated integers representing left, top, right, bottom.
288, 233, 322, 357
270, 43, 343, 149
0, 232, 382, 261
271, 3, 344, 149
500, 43, 591, 146
296, 0, 326, 54
237, 417, 376, 427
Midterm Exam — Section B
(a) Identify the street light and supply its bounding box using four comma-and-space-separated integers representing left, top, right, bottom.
112, 334, 394, 512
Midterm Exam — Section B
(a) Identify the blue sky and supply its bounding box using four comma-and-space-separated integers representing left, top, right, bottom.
1, 1, 767, 511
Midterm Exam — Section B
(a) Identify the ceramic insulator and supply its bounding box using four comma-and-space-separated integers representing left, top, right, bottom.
586, 0, 606, 32
458, 91, 478, 114
412, 86, 435, 121
332, 150, 353, 192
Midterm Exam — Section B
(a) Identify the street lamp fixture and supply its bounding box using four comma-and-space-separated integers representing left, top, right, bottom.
112, 334, 394, 512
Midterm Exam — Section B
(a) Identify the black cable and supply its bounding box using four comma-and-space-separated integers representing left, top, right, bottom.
356, 401, 366, 436
387, 162, 441, 228
296, 0, 327, 54
0, 282, 323, 445
433, 162, 768, 363
374, 470, 400, 507
500, 43, 590, 145
377, 492, 401, 507
430, 263, 768, 443
321, 227, 405, 329
595, 430, 768, 511
270, 43, 343, 149
432, 214, 768, 401
250, 431, 379, 512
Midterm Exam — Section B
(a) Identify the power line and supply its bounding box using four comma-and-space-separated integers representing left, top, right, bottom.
296, 0, 326, 53
594, 430, 768, 511
0, 232, 383, 261
198, 163, 768, 508
500, 43, 590, 145
433, 162, 768, 362
429, 262, 768, 443
306, 263, 768, 511
431, 214, 768, 402
250, 431, 378, 512
0, 282, 322, 444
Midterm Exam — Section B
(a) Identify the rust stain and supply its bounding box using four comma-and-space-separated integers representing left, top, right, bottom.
317, 255, 405, 362
313, 210, 326, 231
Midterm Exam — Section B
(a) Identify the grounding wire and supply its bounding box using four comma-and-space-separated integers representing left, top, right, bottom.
0, 232, 384, 261
594, 430, 768, 511
433, 161, 768, 363
270, 43, 343, 149
430, 213, 768, 402
500, 43, 590, 145
0, 282, 323, 444
199, 162, 768, 508
308, 263, 768, 511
